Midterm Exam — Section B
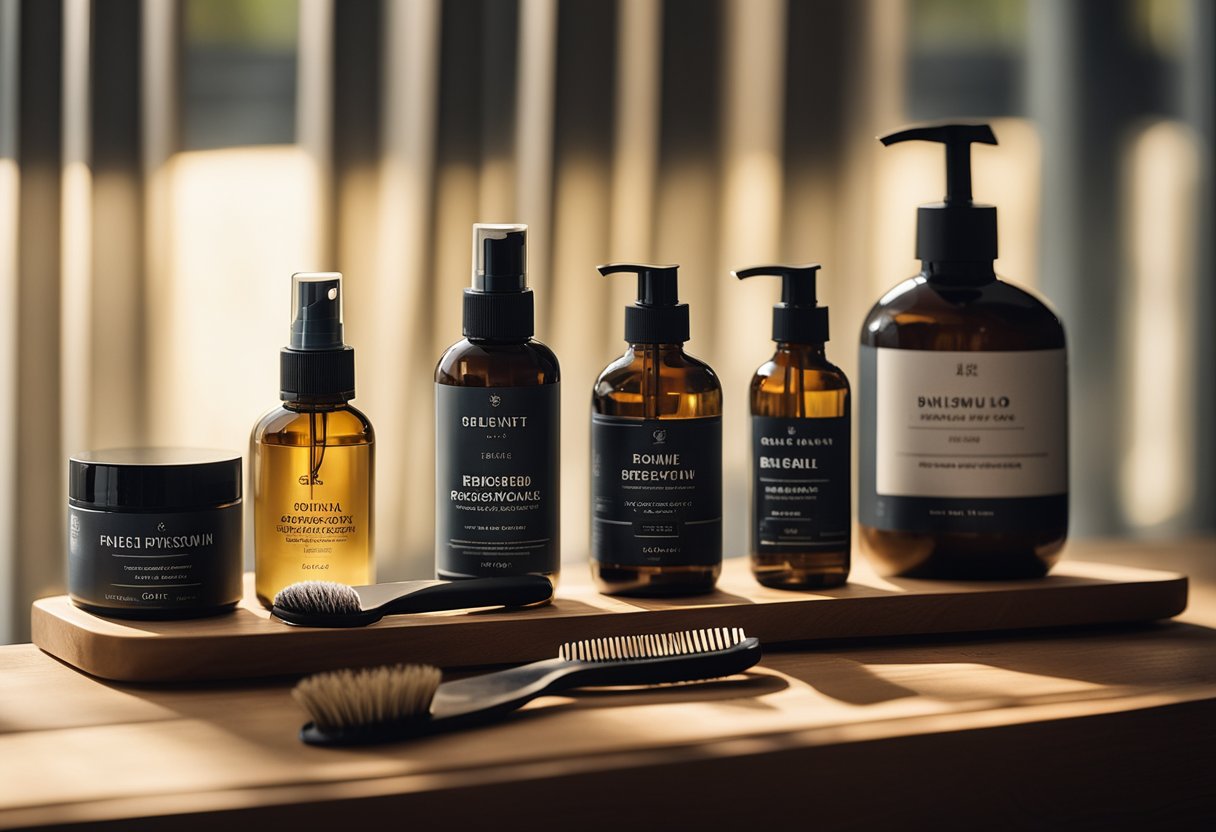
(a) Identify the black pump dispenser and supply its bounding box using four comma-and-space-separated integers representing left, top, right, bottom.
879, 123, 998, 264
733, 263, 830, 344
464, 223, 534, 340
598, 263, 690, 344
281, 272, 355, 402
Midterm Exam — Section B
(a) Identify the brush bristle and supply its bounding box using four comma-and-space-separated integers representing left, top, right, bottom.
559, 627, 748, 662
274, 581, 362, 617
292, 664, 442, 732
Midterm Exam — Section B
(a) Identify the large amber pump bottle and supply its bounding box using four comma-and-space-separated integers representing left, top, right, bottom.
253, 272, 374, 607
590, 263, 722, 596
859, 123, 1068, 579
735, 263, 851, 589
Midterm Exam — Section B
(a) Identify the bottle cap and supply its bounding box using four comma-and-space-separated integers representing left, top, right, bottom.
597, 263, 690, 344
281, 272, 355, 402
879, 122, 998, 264
464, 223, 534, 340
733, 263, 829, 344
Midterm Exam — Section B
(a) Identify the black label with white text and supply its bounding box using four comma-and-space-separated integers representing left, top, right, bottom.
591, 415, 722, 567
435, 383, 560, 577
752, 415, 850, 554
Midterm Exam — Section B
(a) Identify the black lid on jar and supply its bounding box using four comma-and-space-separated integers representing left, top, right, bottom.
69, 448, 243, 510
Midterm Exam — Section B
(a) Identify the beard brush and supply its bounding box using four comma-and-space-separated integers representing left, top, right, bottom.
293, 627, 761, 746
272, 575, 554, 627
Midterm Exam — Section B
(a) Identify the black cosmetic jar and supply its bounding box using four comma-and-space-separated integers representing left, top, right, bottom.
68, 448, 243, 619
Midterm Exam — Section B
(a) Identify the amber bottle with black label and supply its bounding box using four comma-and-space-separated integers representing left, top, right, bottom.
435, 224, 560, 585
253, 273, 375, 607
591, 263, 722, 596
859, 123, 1068, 578
735, 264, 850, 589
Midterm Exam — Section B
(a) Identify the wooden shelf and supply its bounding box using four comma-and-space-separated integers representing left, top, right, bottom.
30, 555, 1187, 682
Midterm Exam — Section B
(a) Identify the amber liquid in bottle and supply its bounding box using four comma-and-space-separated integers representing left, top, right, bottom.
859, 264, 1067, 578
750, 343, 850, 588
591, 343, 722, 595
435, 339, 561, 586
253, 403, 374, 607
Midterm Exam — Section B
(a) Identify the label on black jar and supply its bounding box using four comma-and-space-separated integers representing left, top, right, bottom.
68, 505, 242, 612
435, 384, 560, 577
752, 415, 850, 554
591, 414, 722, 567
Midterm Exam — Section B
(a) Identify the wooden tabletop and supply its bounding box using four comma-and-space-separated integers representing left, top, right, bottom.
3, 538, 1215, 830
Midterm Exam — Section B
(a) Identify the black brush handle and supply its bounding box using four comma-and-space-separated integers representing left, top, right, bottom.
384, 575, 552, 615
429, 639, 762, 724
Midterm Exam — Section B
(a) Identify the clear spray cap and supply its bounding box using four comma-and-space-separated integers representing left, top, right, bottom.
472, 223, 528, 292
290, 272, 345, 350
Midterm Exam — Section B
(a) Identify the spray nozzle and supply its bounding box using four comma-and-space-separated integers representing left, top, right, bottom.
281, 272, 355, 402
473, 223, 527, 292
879, 122, 999, 265
598, 262, 689, 344
733, 263, 830, 344
290, 272, 345, 350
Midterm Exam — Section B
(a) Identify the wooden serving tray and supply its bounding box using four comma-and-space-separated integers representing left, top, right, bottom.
31, 556, 1187, 683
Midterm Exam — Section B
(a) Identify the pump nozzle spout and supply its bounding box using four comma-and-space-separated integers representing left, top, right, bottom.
598, 262, 689, 344
733, 263, 821, 306
733, 262, 830, 344
597, 263, 680, 306
879, 123, 996, 204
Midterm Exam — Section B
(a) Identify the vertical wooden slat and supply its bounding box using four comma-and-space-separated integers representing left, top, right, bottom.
478, 0, 518, 218
370, 0, 440, 578
515, 0, 557, 329
298, 0, 333, 268
715, 0, 787, 556
1182, 0, 1215, 533
548, 0, 617, 564
14, 0, 63, 641
89, 0, 146, 447
1027, 0, 1136, 535
60, 0, 90, 462
0, 0, 20, 642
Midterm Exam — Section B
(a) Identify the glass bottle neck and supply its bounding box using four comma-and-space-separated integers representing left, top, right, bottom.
921, 260, 997, 286
284, 400, 348, 413
774, 342, 826, 359
627, 342, 685, 354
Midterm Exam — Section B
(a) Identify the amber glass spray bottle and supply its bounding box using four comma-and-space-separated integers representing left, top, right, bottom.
591, 263, 722, 596
253, 272, 375, 607
435, 224, 561, 585
735, 264, 850, 588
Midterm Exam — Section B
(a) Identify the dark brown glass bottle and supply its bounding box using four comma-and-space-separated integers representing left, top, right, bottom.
435, 224, 561, 586
737, 264, 850, 589
859, 124, 1068, 579
591, 264, 722, 596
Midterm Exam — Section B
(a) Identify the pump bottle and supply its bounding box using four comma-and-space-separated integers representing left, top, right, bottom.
735, 264, 850, 589
435, 224, 560, 585
253, 272, 375, 607
590, 263, 722, 596
859, 123, 1068, 578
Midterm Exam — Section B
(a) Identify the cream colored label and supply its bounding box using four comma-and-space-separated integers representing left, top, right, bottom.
875, 348, 1067, 498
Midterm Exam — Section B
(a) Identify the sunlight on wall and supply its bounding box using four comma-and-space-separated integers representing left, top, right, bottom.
871, 116, 1041, 294
1120, 120, 1198, 529
148, 146, 323, 508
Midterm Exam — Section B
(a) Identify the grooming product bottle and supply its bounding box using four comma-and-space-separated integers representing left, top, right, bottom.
253, 272, 375, 607
435, 224, 560, 584
734, 264, 850, 589
591, 263, 722, 596
859, 123, 1068, 578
